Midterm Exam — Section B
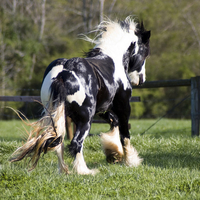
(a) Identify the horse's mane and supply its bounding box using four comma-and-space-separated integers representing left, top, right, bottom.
82, 16, 138, 48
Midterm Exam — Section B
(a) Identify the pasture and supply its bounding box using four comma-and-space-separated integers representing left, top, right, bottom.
0, 119, 200, 199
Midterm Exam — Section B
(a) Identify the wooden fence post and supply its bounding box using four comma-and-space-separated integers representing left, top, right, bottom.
191, 76, 200, 136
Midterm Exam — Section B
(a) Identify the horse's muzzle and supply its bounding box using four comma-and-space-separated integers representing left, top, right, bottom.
129, 71, 145, 86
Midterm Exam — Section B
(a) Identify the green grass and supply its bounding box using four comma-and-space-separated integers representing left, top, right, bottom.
0, 119, 200, 199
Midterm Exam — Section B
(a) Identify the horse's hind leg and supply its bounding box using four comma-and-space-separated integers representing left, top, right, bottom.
69, 122, 98, 175
56, 142, 68, 174
73, 148, 98, 175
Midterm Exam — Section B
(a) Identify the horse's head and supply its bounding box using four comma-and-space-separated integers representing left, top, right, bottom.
127, 22, 150, 86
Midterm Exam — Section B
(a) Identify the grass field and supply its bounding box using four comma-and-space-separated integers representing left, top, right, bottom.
0, 119, 200, 199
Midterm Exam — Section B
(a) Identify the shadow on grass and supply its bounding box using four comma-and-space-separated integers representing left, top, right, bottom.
142, 128, 191, 138
142, 152, 200, 170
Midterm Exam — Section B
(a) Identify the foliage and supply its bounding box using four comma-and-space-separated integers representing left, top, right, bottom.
0, 119, 200, 199
0, 0, 200, 119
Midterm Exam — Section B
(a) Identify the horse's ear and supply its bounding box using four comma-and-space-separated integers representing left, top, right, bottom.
142, 30, 151, 44
139, 21, 151, 44
128, 42, 136, 56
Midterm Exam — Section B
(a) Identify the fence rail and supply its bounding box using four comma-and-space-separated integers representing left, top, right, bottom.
132, 79, 191, 88
0, 96, 140, 103
0, 96, 41, 102
0, 77, 199, 136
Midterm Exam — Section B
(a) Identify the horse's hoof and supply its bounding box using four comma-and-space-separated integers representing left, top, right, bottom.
106, 151, 123, 164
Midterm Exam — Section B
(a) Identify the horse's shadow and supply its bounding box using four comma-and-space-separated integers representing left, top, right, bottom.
142, 152, 200, 170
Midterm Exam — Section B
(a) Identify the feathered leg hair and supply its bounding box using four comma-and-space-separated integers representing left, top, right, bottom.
101, 126, 142, 166
100, 126, 124, 163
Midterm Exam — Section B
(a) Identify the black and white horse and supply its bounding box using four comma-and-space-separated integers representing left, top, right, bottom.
10, 17, 150, 175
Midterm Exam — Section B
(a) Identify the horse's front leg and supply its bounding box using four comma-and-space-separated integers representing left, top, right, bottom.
100, 111, 124, 163
69, 120, 98, 175
100, 92, 142, 167
112, 93, 143, 167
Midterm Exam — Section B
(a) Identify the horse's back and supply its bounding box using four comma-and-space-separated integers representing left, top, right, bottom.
41, 56, 116, 112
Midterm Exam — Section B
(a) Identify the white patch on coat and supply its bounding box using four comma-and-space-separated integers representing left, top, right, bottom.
139, 60, 146, 83
66, 71, 86, 106
41, 65, 63, 106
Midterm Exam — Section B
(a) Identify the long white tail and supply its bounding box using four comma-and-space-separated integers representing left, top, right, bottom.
10, 101, 66, 170
10, 77, 67, 171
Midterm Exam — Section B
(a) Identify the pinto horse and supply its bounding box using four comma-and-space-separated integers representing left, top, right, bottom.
10, 17, 150, 175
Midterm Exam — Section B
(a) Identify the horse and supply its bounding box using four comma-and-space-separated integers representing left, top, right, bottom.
10, 17, 150, 175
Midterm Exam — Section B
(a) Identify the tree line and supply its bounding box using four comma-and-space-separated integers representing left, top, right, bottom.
0, 0, 199, 119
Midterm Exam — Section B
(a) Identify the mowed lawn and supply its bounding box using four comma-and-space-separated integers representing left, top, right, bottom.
0, 119, 200, 200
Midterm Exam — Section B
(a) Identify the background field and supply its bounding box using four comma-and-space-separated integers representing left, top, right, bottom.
0, 119, 200, 199
1, 0, 199, 119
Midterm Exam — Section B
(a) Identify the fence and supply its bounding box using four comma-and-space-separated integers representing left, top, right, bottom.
0, 76, 199, 136
132, 76, 200, 136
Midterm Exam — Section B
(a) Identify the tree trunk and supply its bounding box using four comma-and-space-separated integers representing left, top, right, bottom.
82, 0, 87, 32
99, 0, 105, 23
39, 0, 46, 41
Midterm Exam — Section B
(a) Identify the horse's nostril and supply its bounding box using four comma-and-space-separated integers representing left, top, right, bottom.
139, 74, 143, 85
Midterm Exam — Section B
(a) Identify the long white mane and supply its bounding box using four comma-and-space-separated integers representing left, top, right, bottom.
84, 17, 139, 58
98, 18, 137, 45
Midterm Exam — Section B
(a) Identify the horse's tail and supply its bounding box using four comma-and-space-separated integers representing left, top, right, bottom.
10, 76, 67, 170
